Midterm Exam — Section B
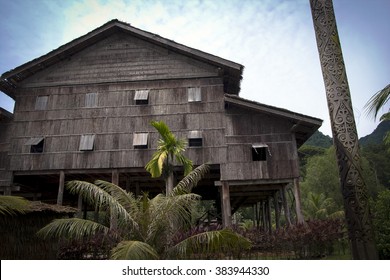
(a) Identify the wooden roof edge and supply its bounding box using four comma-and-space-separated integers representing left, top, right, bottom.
0, 107, 13, 121
224, 94, 323, 126
0, 19, 243, 97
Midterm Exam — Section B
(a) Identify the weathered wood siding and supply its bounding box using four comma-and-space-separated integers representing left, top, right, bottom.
0, 113, 12, 186
10, 66, 227, 172
20, 32, 219, 87
221, 104, 299, 181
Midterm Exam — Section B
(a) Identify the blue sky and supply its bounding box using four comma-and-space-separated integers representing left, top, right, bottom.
0, 0, 389, 137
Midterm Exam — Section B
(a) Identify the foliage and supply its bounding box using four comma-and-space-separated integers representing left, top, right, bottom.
37, 164, 251, 259
145, 120, 193, 179
0, 196, 30, 216
371, 189, 390, 259
303, 130, 333, 148
360, 120, 390, 147
364, 84, 390, 152
238, 219, 348, 259
361, 144, 390, 187
364, 84, 390, 120
300, 146, 385, 221
302, 192, 344, 220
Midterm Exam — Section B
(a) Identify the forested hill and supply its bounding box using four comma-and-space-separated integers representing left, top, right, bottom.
359, 120, 390, 146
304, 131, 332, 148
304, 120, 390, 148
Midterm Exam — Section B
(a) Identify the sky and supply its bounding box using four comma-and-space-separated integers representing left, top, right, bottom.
0, 0, 389, 138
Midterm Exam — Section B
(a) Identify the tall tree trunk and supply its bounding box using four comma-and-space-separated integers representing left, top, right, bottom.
309, 0, 377, 259
166, 172, 174, 195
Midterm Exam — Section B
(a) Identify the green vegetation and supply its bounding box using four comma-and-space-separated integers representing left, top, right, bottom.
145, 120, 193, 194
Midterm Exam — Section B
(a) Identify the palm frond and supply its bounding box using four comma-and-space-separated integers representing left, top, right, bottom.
175, 153, 193, 175
151, 120, 172, 143
0, 196, 30, 216
111, 240, 159, 260
168, 229, 251, 258
364, 84, 390, 120
94, 180, 137, 213
66, 180, 139, 232
37, 218, 109, 240
173, 164, 210, 195
145, 149, 167, 178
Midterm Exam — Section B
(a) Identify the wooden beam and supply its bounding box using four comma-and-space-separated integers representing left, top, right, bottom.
220, 181, 231, 228
56, 171, 65, 205
293, 178, 305, 224
110, 169, 119, 231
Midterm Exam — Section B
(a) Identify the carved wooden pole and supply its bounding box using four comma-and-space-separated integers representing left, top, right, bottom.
309, 0, 377, 259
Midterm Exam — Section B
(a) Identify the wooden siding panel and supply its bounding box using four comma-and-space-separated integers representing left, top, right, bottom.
20, 33, 220, 88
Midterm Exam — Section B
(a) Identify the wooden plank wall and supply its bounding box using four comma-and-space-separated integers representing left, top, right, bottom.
9, 77, 227, 171
221, 105, 299, 181
20, 32, 219, 87
0, 117, 12, 186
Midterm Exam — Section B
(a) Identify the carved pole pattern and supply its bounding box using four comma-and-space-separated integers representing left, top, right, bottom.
309, 0, 377, 259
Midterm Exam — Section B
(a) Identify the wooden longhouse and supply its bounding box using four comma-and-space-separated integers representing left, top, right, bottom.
0, 20, 322, 227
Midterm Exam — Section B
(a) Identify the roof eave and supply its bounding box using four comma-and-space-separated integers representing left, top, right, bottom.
224, 94, 323, 147
0, 19, 243, 97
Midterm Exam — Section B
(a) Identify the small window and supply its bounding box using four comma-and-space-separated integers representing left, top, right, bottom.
188, 130, 203, 147
187, 87, 201, 102
252, 143, 269, 161
85, 93, 98, 107
133, 133, 148, 149
79, 134, 95, 151
25, 137, 44, 153
35, 96, 48, 110
134, 90, 149, 105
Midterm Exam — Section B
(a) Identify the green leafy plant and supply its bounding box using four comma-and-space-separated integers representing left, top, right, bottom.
37, 164, 251, 259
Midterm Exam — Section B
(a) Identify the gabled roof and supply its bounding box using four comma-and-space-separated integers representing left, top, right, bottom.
0, 19, 243, 98
224, 94, 323, 147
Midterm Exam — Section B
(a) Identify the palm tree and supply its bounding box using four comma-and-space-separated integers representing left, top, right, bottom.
364, 84, 390, 120
0, 196, 30, 216
37, 164, 251, 259
145, 120, 193, 194
302, 192, 344, 221
365, 84, 390, 150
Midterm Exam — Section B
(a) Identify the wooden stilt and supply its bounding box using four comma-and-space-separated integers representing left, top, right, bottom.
110, 169, 119, 231
220, 181, 231, 228
293, 178, 305, 224
267, 196, 272, 234
274, 191, 280, 230
282, 185, 292, 226
56, 171, 65, 205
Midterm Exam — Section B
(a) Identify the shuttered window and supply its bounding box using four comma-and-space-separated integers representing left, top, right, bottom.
252, 143, 270, 161
134, 90, 149, 105
25, 137, 45, 153
188, 130, 203, 147
35, 96, 48, 110
85, 93, 98, 107
79, 134, 95, 151
133, 133, 148, 149
187, 87, 201, 102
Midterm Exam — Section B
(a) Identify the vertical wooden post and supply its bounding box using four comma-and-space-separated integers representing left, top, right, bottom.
274, 191, 281, 230
220, 181, 231, 228
267, 197, 272, 234
4, 186, 11, 196
57, 171, 65, 205
261, 201, 266, 230
111, 169, 119, 231
135, 181, 140, 197
293, 178, 305, 224
310, 0, 377, 259
281, 185, 292, 226
125, 174, 131, 193
77, 195, 83, 217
